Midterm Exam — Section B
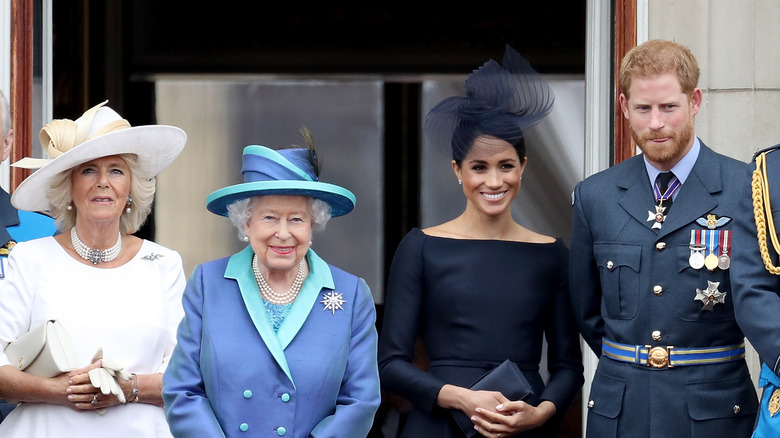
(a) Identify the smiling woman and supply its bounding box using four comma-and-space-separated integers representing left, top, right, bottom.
377, 45, 584, 438
162, 131, 381, 438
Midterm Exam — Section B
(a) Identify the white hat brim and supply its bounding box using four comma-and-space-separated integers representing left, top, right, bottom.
11, 125, 187, 212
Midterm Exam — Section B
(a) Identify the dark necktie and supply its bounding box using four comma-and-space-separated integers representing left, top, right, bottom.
656, 171, 676, 212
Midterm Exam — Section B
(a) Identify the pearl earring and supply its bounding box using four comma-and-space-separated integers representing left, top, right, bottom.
125, 195, 132, 213
66, 202, 73, 211
458, 180, 462, 185
242, 236, 249, 242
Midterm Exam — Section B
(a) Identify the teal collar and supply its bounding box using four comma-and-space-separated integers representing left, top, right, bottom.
225, 246, 334, 385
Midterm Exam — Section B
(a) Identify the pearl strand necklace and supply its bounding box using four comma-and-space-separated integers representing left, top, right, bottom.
70, 227, 122, 265
252, 255, 307, 304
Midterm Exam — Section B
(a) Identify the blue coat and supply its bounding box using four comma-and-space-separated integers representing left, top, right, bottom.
0, 190, 57, 247
732, 145, 780, 371
731, 145, 780, 437
569, 142, 758, 437
162, 246, 381, 438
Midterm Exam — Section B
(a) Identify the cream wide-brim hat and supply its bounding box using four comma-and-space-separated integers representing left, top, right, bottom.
11, 101, 186, 212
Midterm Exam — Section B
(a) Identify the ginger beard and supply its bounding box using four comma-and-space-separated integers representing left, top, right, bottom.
631, 112, 694, 166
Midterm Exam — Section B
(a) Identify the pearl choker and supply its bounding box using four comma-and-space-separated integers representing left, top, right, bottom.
70, 227, 122, 265
252, 255, 307, 304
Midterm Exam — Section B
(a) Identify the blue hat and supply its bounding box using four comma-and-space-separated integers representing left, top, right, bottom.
206, 145, 356, 217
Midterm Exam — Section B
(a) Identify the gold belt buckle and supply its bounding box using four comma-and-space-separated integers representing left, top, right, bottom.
646, 345, 673, 368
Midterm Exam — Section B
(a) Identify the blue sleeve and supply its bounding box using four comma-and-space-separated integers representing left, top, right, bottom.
732, 158, 780, 374
310, 277, 381, 438
569, 182, 605, 356
162, 265, 226, 438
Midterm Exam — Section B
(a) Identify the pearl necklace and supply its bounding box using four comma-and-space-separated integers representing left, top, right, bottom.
252, 255, 307, 304
70, 227, 122, 265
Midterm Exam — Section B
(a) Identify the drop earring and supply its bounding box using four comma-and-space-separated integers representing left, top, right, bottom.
125, 195, 133, 213
66, 201, 73, 211
458, 180, 462, 185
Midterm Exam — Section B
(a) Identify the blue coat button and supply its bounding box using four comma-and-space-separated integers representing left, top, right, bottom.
281, 393, 291, 402
240, 423, 249, 432
276, 426, 287, 436
243, 390, 252, 399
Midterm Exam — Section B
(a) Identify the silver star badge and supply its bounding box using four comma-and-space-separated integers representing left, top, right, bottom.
141, 253, 165, 261
695, 280, 727, 311
320, 291, 346, 315
647, 205, 667, 229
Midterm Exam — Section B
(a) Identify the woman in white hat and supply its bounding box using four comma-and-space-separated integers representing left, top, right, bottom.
162, 132, 381, 438
0, 101, 187, 437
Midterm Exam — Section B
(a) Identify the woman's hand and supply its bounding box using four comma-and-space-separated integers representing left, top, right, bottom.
472, 399, 557, 437
65, 360, 124, 411
436, 385, 510, 421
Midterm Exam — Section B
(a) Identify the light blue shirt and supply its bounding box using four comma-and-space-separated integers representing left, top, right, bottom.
644, 136, 700, 200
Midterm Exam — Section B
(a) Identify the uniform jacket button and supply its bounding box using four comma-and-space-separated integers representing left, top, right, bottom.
653, 285, 663, 296
588, 400, 594, 408
652, 330, 662, 341
734, 405, 741, 414
607, 261, 614, 270
656, 242, 666, 251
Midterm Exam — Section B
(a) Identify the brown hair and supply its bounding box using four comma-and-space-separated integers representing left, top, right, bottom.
619, 40, 700, 98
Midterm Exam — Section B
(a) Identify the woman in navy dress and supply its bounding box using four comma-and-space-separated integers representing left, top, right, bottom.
377, 46, 583, 438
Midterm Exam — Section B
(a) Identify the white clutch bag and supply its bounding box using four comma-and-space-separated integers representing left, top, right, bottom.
3, 319, 79, 378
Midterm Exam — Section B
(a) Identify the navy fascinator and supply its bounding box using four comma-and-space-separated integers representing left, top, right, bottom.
424, 45, 555, 161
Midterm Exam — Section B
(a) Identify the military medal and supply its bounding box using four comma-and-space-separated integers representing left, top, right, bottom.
695, 280, 727, 311
770, 388, 780, 417
704, 230, 720, 271
647, 175, 681, 230
0, 240, 11, 280
647, 205, 667, 230
718, 230, 731, 270
689, 230, 706, 269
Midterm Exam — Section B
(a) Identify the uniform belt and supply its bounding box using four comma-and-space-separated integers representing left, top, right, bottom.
602, 338, 746, 368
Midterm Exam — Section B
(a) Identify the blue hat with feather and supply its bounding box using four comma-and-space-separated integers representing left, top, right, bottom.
206, 144, 356, 217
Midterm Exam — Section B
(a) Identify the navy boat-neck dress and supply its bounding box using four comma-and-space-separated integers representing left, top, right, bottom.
378, 228, 583, 437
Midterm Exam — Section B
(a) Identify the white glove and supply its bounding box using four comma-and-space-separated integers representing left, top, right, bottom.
88, 348, 131, 404
88, 367, 125, 402
101, 358, 132, 382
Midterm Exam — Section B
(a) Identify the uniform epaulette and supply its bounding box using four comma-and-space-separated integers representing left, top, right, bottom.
751, 146, 780, 275
752, 143, 780, 162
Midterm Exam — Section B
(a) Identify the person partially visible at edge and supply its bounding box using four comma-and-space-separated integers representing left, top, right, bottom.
162, 130, 381, 438
569, 39, 758, 437
0, 101, 187, 437
731, 143, 780, 438
377, 45, 584, 438
0, 89, 57, 422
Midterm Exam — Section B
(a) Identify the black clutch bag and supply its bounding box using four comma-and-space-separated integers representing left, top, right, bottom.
450, 359, 535, 437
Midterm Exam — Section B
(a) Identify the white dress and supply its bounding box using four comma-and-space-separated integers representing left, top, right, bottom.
0, 236, 185, 437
